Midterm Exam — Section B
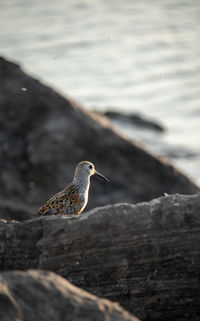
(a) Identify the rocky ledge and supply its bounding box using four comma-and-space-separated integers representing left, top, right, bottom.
0, 193, 199, 321
0, 57, 199, 220
0, 269, 139, 321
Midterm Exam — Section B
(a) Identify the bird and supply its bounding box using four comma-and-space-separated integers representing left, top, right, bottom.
36, 161, 109, 217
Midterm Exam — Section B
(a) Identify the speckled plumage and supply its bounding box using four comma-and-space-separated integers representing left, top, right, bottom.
36, 161, 108, 216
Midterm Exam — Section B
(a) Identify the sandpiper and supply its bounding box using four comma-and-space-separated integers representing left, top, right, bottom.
36, 161, 109, 216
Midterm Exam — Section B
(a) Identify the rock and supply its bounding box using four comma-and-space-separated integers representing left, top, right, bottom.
0, 57, 199, 220
0, 194, 200, 321
0, 269, 139, 321
103, 110, 165, 132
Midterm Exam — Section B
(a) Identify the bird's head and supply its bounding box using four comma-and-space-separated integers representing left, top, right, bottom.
75, 161, 109, 182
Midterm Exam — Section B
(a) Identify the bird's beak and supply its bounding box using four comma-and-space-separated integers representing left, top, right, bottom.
94, 170, 109, 182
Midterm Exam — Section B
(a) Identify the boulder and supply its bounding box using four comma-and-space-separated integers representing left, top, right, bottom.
0, 269, 139, 321
0, 194, 200, 321
0, 57, 199, 220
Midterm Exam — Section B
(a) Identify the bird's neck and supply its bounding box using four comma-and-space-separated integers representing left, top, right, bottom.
73, 173, 90, 193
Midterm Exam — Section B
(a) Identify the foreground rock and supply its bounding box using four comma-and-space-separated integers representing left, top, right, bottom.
0, 194, 200, 321
0, 57, 199, 220
0, 270, 139, 321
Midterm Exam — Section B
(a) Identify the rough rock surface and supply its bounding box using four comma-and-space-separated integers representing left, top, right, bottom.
0, 269, 139, 321
0, 194, 200, 321
0, 57, 199, 220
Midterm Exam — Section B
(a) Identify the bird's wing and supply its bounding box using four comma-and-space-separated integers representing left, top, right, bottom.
36, 184, 81, 216
62, 184, 82, 213
36, 189, 65, 216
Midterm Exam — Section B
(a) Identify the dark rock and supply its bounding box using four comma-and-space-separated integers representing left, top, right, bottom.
0, 194, 200, 321
0, 270, 139, 321
104, 110, 165, 132
0, 57, 199, 220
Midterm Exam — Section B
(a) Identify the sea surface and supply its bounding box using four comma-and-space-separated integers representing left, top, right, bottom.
1, 0, 200, 185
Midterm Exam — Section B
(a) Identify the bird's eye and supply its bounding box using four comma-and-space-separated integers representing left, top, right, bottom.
89, 165, 93, 169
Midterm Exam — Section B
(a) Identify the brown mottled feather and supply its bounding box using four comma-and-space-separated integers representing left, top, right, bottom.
36, 183, 82, 216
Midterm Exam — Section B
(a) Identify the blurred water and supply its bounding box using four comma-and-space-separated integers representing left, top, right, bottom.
1, 0, 200, 184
